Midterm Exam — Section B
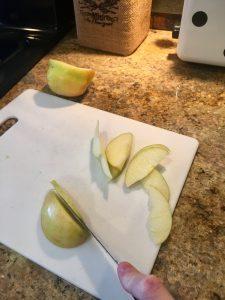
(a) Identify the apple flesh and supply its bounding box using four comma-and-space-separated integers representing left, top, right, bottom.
92, 122, 112, 180
125, 144, 169, 187
47, 59, 95, 97
147, 187, 172, 244
41, 190, 89, 248
142, 169, 170, 201
51, 180, 82, 218
106, 133, 133, 171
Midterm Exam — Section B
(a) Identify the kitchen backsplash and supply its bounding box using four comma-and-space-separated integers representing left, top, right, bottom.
152, 0, 184, 14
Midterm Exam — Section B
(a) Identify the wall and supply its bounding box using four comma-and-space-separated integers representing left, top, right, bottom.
152, 0, 184, 14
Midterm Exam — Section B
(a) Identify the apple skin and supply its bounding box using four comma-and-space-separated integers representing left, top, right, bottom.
41, 190, 89, 248
47, 59, 95, 97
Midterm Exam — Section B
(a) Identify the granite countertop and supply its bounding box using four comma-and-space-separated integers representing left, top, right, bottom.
0, 30, 225, 300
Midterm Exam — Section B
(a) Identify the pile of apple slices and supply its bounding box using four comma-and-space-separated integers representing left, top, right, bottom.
92, 122, 172, 245
92, 121, 133, 179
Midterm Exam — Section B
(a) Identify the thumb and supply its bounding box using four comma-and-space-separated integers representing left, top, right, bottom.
117, 262, 174, 300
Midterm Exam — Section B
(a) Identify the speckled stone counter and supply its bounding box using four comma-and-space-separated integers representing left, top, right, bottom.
1, 30, 225, 300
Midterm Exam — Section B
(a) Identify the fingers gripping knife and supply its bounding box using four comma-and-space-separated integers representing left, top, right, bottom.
176, 0, 225, 67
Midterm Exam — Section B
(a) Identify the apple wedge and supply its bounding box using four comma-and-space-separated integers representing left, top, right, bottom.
147, 187, 172, 244
92, 122, 113, 180
41, 191, 89, 248
125, 144, 170, 187
47, 59, 95, 97
142, 169, 170, 201
106, 133, 133, 171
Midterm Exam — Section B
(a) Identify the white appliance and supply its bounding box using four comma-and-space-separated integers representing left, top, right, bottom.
177, 0, 225, 67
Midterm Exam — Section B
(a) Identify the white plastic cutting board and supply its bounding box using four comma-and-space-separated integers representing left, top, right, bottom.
0, 89, 198, 300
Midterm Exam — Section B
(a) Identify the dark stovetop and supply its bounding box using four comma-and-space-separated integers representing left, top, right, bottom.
0, 27, 71, 98
0, 0, 75, 98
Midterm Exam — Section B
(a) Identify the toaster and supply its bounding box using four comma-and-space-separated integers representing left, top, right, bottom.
177, 0, 225, 67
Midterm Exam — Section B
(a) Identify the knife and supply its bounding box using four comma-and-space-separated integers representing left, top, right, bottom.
53, 189, 118, 264
54, 189, 137, 300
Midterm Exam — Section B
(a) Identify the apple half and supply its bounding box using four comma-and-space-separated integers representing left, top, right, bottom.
41, 182, 89, 248
125, 144, 170, 187
147, 187, 172, 244
142, 169, 170, 201
47, 59, 95, 97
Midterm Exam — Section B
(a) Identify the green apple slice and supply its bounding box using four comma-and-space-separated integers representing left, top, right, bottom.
106, 133, 133, 171
91, 121, 113, 180
92, 121, 101, 158
142, 169, 170, 201
47, 59, 95, 97
125, 144, 170, 187
147, 187, 172, 244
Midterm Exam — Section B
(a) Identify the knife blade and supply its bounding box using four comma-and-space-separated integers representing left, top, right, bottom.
53, 189, 118, 264
54, 189, 138, 300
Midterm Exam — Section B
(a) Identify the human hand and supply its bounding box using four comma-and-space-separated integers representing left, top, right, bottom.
117, 262, 174, 300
